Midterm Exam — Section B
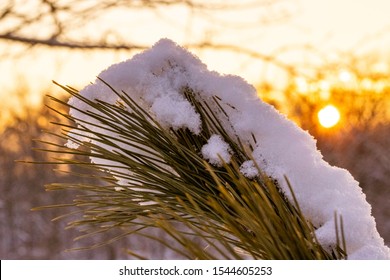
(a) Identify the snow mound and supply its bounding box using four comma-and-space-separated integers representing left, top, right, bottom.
201, 134, 232, 167
67, 38, 390, 259
239, 160, 259, 179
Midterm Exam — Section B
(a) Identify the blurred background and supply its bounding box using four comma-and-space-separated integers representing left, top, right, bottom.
1, 0, 389, 259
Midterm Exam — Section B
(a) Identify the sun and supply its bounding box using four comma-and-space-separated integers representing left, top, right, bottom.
318, 105, 341, 128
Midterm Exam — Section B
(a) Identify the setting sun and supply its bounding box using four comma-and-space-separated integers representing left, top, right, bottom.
318, 105, 341, 128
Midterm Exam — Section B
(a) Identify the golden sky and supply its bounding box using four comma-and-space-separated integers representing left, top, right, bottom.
1, 0, 390, 104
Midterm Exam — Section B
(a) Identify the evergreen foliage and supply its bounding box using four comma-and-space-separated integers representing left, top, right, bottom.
36, 80, 347, 259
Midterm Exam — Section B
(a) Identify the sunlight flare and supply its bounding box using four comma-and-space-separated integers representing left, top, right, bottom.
318, 105, 341, 128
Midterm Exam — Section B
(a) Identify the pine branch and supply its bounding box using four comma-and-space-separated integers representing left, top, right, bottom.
35, 79, 347, 259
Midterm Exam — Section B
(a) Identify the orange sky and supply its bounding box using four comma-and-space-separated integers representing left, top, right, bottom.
1, 0, 390, 106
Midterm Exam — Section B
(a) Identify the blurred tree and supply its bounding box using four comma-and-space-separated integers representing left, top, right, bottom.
0, 0, 295, 73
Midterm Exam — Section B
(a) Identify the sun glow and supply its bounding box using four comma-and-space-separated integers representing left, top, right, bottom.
318, 105, 341, 128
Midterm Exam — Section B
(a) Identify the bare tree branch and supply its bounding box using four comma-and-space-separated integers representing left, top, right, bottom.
0, 0, 291, 46
0, 34, 147, 51
0, 0, 297, 74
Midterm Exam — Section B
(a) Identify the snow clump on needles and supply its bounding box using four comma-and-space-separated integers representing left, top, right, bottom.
66, 39, 390, 260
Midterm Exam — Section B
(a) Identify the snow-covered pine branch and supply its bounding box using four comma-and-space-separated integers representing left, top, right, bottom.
62, 39, 389, 259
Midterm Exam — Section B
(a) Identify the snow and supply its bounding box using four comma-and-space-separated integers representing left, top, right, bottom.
67, 38, 390, 259
151, 93, 201, 134
201, 134, 232, 167
239, 160, 259, 179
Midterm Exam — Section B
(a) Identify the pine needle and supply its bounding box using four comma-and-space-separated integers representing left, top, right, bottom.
35, 80, 347, 259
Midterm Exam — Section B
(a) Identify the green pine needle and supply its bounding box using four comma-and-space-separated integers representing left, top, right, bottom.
35, 80, 347, 259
